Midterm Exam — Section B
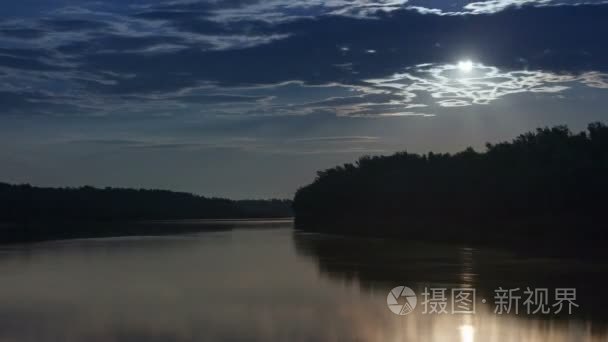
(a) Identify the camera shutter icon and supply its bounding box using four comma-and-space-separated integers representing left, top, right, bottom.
387, 286, 417, 315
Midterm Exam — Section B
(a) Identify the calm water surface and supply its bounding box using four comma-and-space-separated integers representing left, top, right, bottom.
0, 220, 606, 341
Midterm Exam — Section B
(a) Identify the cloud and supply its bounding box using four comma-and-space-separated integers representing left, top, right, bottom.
462, 0, 553, 14
62, 135, 387, 155
288, 136, 380, 143
0, 2, 607, 117
365, 62, 607, 108
0, 27, 45, 39
407, 0, 608, 15
40, 18, 112, 31
63, 137, 261, 151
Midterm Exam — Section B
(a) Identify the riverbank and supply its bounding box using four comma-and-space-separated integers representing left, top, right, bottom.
295, 214, 607, 258
0, 218, 293, 244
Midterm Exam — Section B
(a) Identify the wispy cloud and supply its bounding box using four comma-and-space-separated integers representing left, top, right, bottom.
366, 63, 608, 108
288, 136, 380, 143
408, 0, 608, 15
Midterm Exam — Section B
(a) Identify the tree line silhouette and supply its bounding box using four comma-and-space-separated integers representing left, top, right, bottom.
294, 123, 608, 243
0, 183, 292, 222
0, 184, 292, 243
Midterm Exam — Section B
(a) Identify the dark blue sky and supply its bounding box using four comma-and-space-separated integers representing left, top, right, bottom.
1, 0, 607, 198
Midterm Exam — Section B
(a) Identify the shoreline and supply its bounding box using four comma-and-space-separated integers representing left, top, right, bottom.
0, 218, 293, 245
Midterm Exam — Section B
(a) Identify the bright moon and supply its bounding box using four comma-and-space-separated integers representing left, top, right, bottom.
458, 60, 473, 72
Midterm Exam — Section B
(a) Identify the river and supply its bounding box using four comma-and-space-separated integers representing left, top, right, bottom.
0, 219, 605, 341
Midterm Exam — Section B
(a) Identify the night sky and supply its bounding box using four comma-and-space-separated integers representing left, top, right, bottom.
1, 0, 607, 198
